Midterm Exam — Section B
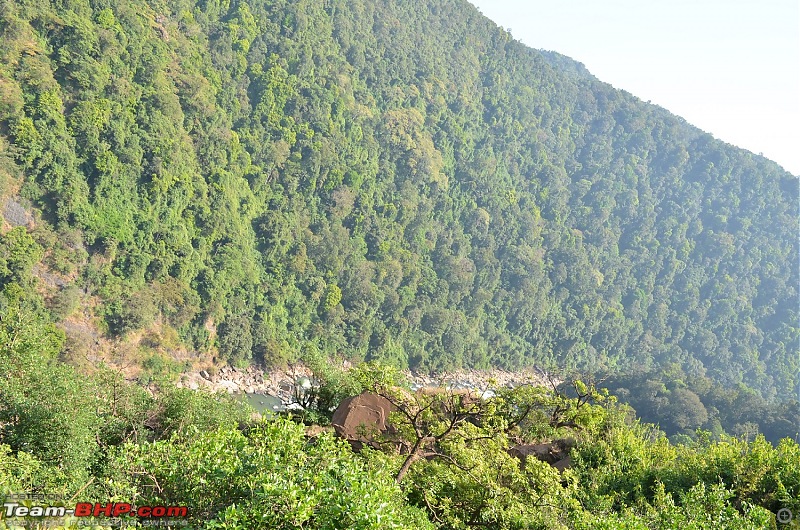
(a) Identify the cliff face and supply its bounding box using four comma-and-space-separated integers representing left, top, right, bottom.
0, 0, 797, 398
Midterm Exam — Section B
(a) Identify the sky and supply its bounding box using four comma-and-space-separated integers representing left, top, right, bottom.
469, 0, 800, 176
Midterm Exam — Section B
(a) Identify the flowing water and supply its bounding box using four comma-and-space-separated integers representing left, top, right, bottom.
239, 393, 284, 415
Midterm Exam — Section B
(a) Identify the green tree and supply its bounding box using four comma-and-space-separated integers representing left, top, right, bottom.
106, 420, 434, 529
0, 285, 97, 491
0, 227, 42, 284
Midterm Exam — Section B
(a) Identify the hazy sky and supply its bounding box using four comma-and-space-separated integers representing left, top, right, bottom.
469, 0, 800, 176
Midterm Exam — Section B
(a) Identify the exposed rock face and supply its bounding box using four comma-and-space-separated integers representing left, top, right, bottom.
177, 364, 311, 405
331, 392, 395, 450
2, 197, 34, 227
407, 368, 553, 394
509, 438, 575, 473
553, 455, 572, 472
176, 363, 554, 412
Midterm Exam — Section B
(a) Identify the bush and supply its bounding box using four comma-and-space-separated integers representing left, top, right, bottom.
107, 420, 434, 529
0, 227, 42, 282
217, 314, 254, 368
146, 387, 252, 440
0, 286, 97, 491
49, 284, 81, 319
105, 290, 157, 336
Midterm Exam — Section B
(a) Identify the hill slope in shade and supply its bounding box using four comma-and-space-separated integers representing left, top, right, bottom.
0, 0, 797, 399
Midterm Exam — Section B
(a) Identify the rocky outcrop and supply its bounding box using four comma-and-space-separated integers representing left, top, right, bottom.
2, 197, 34, 228
407, 368, 553, 395
175, 363, 555, 413
509, 438, 575, 473
331, 392, 395, 450
177, 364, 313, 404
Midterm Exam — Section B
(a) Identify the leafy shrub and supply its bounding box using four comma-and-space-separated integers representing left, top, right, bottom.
107, 420, 434, 529
105, 290, 157, 336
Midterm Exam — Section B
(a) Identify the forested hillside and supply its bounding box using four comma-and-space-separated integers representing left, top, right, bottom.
0, 0, 797, 407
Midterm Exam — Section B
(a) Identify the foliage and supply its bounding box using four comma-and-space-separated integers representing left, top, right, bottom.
0, 0, 794, 408
284, 350, 407, 422
105, 420, 434, 529
0, 227, 42, 284
570, 414, 800, 527
217, 314, 254, 368
1, 322, 798, 530
405, 424, 571, 529
145, 386, 253, 440
0, 444, 43, 495
0, 284, 94, 491
572, 482, 776, 529
355, 380, 797, 530
605, 368, 800, 443
0, 0, 797, 525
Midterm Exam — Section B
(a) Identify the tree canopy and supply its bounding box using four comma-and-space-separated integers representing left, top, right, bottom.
1, 0, 797, 401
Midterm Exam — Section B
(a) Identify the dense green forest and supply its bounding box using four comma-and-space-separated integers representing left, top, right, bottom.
1, 0, 797, 397
0, 0, 799, 525
1, 281, 799, 528
0, 0, 800, 516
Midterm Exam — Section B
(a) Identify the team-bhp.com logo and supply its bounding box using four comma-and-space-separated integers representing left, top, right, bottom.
3, 499, 188, 526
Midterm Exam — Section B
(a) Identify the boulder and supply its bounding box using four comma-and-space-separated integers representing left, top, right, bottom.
217, 380, 240, 394
509, 438, 575, 472
552, 455, 572, 472
509, 443, 554, 463
331, 392, 395, 450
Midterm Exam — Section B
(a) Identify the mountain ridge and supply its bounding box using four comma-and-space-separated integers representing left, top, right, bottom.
0, 0, 797, 403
